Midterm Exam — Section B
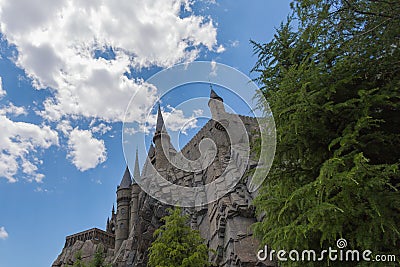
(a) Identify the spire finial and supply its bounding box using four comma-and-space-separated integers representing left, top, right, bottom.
112, 204, 115, 213
155, 104, 166, 133
133, 148, 140, 184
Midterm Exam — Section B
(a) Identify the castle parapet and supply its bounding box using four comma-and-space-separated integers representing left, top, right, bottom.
64, 228, 115, 249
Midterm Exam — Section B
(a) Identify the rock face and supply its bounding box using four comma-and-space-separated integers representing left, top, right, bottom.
52, 239, 114, 267
52, 89, 276, 267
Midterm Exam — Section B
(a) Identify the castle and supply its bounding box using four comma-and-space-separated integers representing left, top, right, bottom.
52, 89, 274, 267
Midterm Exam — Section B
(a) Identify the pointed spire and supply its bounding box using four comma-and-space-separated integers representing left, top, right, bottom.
210, 87, 223, 102
119, 166, 132, 188
133, 148, 140, 184
112, 204, 115, 214
155, 104, 166, 133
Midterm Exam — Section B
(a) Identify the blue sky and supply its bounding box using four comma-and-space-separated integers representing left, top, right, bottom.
0, 1, 291, 266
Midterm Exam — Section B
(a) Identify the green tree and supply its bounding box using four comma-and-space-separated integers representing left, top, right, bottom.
88, 246, 111, 267
68, 246, 110, 267
148, 207, 212, 267
70, 251, 85, 267
252, 0, 399, 266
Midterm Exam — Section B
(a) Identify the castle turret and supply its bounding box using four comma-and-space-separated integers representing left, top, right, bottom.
106, 205, 116, 234
115, 166, 132, 251
130, 149, 141, 233
153, 105, 171, 170
208, 87, 226, 121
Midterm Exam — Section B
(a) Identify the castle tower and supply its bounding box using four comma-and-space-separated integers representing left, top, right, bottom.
115, 166, 132, 251
208, 87, 226, 122
130, 149, 141, 233
208, 88, 230, 150
153, 105, 171, 170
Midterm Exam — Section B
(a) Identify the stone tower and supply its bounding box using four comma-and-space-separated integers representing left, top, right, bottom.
153, 105, 172, 170
207, 88, 230, 153
130, 150, 141, 233
115, 167, 132, 252
208, 88, 226, 122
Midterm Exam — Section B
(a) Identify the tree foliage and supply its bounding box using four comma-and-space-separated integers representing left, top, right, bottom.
148, 207, 212, 267
69, 246, 110, 267
252, 0, 399, 266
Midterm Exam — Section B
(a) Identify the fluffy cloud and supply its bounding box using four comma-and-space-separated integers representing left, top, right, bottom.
0, 0, 221, 123
67, 128, 107, 171
126, 105, 203, 135
0, 115, 58, 183
164, 106, 201, 134
0, 103, 27, 116
91, 123, 112, 135
0, 77, 6, 99
0, 0, 221, 176
0, 226, 8, 240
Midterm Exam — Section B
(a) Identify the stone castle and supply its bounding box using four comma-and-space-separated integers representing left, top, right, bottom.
52, 89, 274, 267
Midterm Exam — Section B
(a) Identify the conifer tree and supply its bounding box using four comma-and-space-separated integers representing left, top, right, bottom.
148, 207, 212, 267
70, 251, 85, 267
69, 247, 110, 267
88, 246, 111, 267
252, 0, 400, 266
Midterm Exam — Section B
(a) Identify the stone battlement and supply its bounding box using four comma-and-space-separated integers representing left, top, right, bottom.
64, 228, 115, 249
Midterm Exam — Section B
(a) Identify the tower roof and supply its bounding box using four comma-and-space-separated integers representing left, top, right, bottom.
133, 149, 140, 184
119, 166, 132, 189
155, 104, 166, 133
210, 88, 223, 102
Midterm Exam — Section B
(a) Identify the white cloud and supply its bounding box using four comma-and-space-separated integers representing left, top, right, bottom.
216, 44, 225, 53
0, 1, 222, 175
91, 123, 112, 135
0, 77, 6, 99
124, 127, 138, 136
0, 115, 59, 183
56, 120, 73, 135
165, 106, 200, 134
193, 109, 204, 116
210, 60, 217, 76
0, 103, 27, 116
34, 186, 50, 193
230, 40, 240, 48
0, 226, 8, 240
137, 106, 202, 135
67, 128, 107, 171
0, 0, 221, 123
